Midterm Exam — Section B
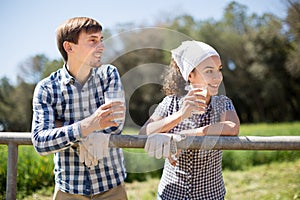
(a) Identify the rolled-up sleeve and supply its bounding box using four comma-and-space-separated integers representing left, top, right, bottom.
31, 83, 81, 156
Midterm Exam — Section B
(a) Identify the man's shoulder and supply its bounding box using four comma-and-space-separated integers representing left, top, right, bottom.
36, 69, 63, 88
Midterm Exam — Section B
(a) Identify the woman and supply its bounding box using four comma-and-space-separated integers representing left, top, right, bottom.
142, 40, 240, 199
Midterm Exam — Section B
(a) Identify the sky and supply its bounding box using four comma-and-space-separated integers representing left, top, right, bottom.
0, 0, 287, 84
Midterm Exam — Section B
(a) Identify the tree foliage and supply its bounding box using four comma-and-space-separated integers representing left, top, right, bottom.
17, 54, 48, 84
0, 1, 300, 132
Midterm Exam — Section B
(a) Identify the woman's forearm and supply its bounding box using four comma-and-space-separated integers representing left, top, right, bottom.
201, 121, 239, 136
143, 112, 183, 135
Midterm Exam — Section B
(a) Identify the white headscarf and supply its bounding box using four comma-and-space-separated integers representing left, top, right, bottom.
171, 40, 220, 81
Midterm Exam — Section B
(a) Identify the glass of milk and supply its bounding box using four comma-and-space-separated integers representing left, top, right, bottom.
104, 90, 125, 125
185, 84, 207, 115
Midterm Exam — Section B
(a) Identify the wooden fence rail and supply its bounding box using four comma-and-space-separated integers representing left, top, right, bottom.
1, 132, 300, 200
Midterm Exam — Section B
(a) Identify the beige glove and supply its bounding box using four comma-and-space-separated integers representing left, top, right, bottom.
79, 132, 110, 167
144, 134, 185, 159
79, 143, 98, 167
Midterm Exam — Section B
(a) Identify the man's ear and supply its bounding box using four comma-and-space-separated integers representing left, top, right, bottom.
63, 41, 73, 53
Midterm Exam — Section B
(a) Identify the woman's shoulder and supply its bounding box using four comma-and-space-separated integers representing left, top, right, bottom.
161, 95, 181, 103
94, 64, 119, 76
155, 95, 181, 109
211, 95, 235, 111
212, 95, 232, 102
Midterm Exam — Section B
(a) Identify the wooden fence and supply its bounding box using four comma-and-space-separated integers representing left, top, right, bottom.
1, 132, 300, 200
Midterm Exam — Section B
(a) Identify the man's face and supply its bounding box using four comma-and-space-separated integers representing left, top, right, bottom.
71, 31, 104, 68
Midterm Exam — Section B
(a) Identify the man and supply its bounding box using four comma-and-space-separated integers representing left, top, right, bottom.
31, 17, 127, 199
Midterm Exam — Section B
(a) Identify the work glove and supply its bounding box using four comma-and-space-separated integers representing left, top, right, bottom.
144, 134, 185, 159
79, 132, 110, 167
79, 143, 97, 167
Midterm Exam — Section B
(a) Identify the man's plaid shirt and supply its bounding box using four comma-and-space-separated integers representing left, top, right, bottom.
31, 64, 126, 196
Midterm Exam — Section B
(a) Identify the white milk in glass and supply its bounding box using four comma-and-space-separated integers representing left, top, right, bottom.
104, 91, 125, 124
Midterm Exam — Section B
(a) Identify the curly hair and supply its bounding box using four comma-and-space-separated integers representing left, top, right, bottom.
162, 59, 188, 96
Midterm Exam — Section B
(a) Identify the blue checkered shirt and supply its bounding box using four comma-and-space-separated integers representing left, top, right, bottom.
31, 64, 126, 196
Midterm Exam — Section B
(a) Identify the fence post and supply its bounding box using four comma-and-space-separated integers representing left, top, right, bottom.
6, 142, 18, 200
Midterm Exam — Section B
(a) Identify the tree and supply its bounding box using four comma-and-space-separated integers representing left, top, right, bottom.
284, 0, 300, 119
285, 0, 300, 78
42, 59, 63, 79
17, 54, 48, 84
0, 55, 64, 131
190, 1, 299, 122
0, 77, 15, 131
2, 1, 300, 131
0, 78, 34, 131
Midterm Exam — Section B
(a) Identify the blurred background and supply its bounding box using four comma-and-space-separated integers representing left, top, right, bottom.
0, 0, 300, 199
0, 0, 299, 131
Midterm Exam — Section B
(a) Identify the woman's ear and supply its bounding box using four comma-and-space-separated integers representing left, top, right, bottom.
188, 70, 196, 82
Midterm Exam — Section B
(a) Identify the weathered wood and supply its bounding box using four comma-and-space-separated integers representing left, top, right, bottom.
6, 142, 18, 200
109, 135, 300, 150
178, 136, 300, 150
1, 133, 300, 150
0, 132, 32, 145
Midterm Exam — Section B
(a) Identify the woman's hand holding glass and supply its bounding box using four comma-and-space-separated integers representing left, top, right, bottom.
180, 85, 207, 119
189, 84, 208, 115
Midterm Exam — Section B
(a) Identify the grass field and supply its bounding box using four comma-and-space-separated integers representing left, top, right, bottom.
24, 159, 300, 200
239, 122, 300, 136
126, 160, 300, 200
224, 160, 300, 200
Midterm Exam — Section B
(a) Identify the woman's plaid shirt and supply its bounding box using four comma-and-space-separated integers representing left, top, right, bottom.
31, 64, 126, 196
155, 95, 236, 200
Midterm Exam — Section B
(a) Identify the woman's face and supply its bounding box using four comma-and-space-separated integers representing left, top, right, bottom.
188, 56, 223, 96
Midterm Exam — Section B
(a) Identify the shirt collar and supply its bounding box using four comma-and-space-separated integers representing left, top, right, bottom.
61, 64, 97, 85
61, 64, 75, 85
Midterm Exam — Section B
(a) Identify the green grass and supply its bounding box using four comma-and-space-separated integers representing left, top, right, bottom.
224, 159, 300, 200
239, 122, 300, 136
222, 122, 300, 171
0, 145, 54, 199
24, 159, 300, 200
